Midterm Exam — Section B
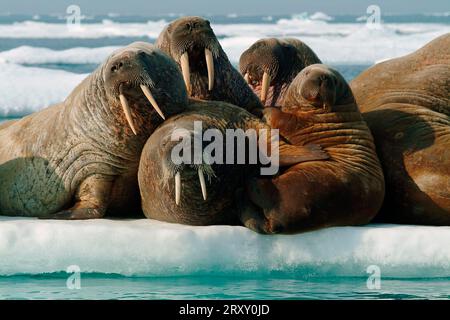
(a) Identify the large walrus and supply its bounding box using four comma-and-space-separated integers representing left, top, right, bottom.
156, 16, 263, 115
350, 33, 450, 225
244, 64, 385, 234
239, 38, 321, 107
138, 101, 329, 226
0, 42, 187, 219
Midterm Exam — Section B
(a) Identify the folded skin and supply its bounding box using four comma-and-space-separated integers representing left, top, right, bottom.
0, 42, 188, 219
350, 33, 450, 225
245, 64, 385, 234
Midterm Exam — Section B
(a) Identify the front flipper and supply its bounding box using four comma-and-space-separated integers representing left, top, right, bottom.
41, 207, 105, 220
40, 174, 113, 220
278, 143, 329, 166
238, 197, 272, 234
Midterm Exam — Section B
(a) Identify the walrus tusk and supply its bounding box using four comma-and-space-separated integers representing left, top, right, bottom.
205, 48, 214, 91
244, 73, 249, 84
175, 171, 181, 205
198, 169, 207, 201
260, 71, 270, 104
119, 94, 137, 135
180, 52, 191, 95
140, 84, 165, 120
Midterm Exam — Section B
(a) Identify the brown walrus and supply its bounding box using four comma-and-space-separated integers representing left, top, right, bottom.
239, 38, 321, 107
350, 33, 450, 225
243, 64, 385, 234
138, 101, 329, 226
0, 42, 187, 219
156, 16, 263, 115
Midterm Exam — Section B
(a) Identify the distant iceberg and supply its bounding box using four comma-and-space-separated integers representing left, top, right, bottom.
310, 12, 334, 21
1, 217, 450, 278
0, 62, 86, 117
0, 46, 118, 65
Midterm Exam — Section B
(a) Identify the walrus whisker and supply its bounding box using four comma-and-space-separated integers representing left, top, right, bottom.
175, 171, 181, 205
119, 93, 138, 135
140, 84, 166, 120
180, 52, 191, 95
205, 48, 214, 91
261, 71, 271, 104
198, 168, 207, 201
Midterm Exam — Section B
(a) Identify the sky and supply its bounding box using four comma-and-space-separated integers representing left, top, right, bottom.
0, 0, 448, 16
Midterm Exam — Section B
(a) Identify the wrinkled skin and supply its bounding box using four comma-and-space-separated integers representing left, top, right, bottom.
239, 38, 321, 107
350, 33, 450, 225
245, 64, 385, 234
138, 101, 329, 227
156, 16, 263, 115
0, 42, 188, 219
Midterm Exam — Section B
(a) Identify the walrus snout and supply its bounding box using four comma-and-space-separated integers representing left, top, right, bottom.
163, 17, 219, 94
103, 43, 189, 134
239, 40, 282, 104
240, 38, 322, 107
302, 74, 336, 109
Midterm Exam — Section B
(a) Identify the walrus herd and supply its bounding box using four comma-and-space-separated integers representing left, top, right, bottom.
0, 16, 448, 234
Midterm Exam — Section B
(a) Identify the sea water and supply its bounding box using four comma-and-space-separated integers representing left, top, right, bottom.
0, 12, 449, 299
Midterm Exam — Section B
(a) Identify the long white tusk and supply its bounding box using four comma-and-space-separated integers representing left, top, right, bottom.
175, 171, 181, 205
244, 72, 249, 84
261, 71, 271, 104
140, 84, 165, 120
205, 48, 214, 91
180, 52, 191, 95
198, 169, 207, 201
119, 94, 137, 135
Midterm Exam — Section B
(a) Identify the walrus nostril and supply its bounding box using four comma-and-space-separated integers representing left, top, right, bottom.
111, 61, 124, 73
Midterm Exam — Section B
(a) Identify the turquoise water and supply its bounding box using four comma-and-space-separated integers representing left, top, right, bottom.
1, 274, 449, 299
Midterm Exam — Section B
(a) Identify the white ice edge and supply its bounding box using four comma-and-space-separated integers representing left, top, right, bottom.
1, 217, 449, 278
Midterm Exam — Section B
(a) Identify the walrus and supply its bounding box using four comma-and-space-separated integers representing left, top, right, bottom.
0, 42, 187, 219
156, 16, 263, 115
243, 64, 385, 234
350, 33, 450, 225
138, 101, 329, 226
239, 38, 321, 107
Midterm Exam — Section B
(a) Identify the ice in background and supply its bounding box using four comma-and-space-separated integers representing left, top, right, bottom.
0, 12, 449, 118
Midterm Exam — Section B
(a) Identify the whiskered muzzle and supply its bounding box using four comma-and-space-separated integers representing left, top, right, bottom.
118, 84, 166, 135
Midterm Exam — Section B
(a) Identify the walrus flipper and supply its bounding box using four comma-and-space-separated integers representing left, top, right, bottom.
278, 143, 329, 166
40, 175, 113, 220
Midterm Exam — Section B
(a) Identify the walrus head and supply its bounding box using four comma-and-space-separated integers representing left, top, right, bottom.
156, 16, 221, 94
138, 112, 247, 226
103, 42, 188, 134
239, 38, 321, 106
282, 64, 355, 113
